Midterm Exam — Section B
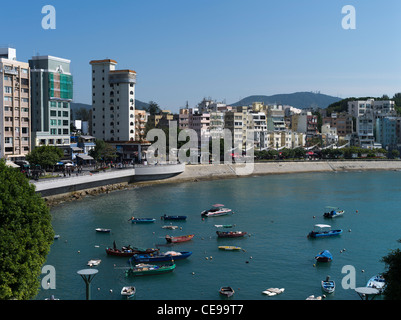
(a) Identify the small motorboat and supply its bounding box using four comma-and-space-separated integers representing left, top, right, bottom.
219, 286, 235, 297
130, 217, 156, 224
315, 250, 333, 262
323, 206, 345, 218
218, 246, 242, 251
262, 288, 285, 296
121, 286, 136, 299
54, 235, 60, 239
87, 259, 101, 267
201, 204, 232, 217
161, 214, 187, 220
215, 224, 234, 228
321, 276, 335, 294
307, 224, 342, 238
105, 242, 159, 257
216, 231, 247, 238
130, 251, 192, 263
162, 225, 179, 230
165, 234, 194, 243
125, 263, 176, 276
366, 274, 386, 293
95, 228, 111, 233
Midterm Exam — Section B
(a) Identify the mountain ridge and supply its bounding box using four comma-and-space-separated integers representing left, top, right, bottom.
230, 92, 342, 109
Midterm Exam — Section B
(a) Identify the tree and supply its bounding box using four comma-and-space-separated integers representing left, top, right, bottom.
381, 248, 401, 299
25, 146, 63, 170
0, 160, 54, 299
146, 101, 161, 115
89, 140, 117, 163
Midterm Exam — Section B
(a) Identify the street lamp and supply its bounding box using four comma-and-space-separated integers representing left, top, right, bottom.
77, 269, 98, 300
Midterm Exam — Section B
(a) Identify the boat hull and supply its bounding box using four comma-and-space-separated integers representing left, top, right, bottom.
105, 247, 159, 257
161, 215, 187, 220
165, 234, 194, 243
216, 231, 247, 238
308, 230, 343, 238
131, 218, 156, 223
126, 263, 176, 276
131, 251, 192, 263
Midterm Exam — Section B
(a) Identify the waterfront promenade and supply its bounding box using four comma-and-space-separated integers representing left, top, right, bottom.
32, 160, 401, 200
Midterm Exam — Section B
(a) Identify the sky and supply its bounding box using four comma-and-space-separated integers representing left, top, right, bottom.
1, 0, 400, 112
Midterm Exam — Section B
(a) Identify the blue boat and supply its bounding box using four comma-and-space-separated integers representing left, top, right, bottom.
321, 276, 335, 294
129, 251, 192, 263
323, 206, 345, 218
161, 214, 187, 221
131, 217, 156, 224
315, 250, 333, 262
307, 224, 342, 238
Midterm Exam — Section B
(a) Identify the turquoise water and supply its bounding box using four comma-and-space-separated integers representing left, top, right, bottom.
35, 170, 401, 300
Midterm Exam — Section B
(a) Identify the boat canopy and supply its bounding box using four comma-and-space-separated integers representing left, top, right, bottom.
315, 224, 331, 228
316, 250, 333, 260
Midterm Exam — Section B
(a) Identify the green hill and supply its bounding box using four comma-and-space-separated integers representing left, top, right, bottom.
230, 92, 341, 109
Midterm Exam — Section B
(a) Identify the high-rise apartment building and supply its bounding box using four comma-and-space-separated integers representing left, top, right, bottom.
29, 55, 73, 157
0, 48, 31, 160
90, 59, 136, 142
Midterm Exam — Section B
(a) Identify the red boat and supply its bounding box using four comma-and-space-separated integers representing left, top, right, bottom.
105, 246, 159, 257
216, 231, 247, 238
165, 234, 194, 243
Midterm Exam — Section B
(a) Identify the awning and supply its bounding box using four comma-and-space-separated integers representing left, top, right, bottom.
76, 154, 94, 160
71, 147, 83, 152
6, 160, 19, 168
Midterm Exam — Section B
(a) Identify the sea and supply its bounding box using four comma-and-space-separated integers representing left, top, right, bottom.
34, 170, 401, 301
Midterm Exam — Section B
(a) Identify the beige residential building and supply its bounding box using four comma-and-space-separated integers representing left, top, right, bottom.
0, 48, 31, 160
134, 109, 147, 141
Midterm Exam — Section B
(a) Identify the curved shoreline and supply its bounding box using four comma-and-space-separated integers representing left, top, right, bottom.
44, 160, 401, 207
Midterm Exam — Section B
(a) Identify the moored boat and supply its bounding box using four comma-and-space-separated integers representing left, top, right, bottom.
366, 274, 386, 293
130, 251, 192, 263
323, 206, 345, 218
131, 217, 156, 223
165, 234, 194, 243
321, 276, 335, 294
307, 224, 342, 238
262, 288, 285, 296
162, 225, 179, 230
218, 246, 242, 251
121, 286, 136, 299
216, 231, 247, 238
105, 242, 159, 257
125, 263, 176, 276
96, 228, 111, 233
315, 250, 333, 262
219, 286, 235, 297
201, 204, 232, 217
215, 224, 234, 228
161, 214, 187, 220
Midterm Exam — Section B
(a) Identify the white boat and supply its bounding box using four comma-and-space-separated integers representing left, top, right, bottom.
87, 259, 101, 266
162, 225, 179, 230
366, 274, 385, 293
262, 288, 285, 296
321, 276, 335, 293
306, 295, 325, 300
121, 286, 136, 299
95, 228, 111, 233
201, 204, 232, 217
323, 206, 344, 218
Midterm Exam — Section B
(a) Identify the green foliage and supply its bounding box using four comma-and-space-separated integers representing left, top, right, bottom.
0, 160, 54, 299
381, 248, 401, 300
25, 146, 63, 170
89, 140, 117, 163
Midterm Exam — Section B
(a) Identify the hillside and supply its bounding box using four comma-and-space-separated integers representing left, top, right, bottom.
230, 92, 341, 109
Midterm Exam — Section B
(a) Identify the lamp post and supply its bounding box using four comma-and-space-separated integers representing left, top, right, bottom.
77, 269, 98, 300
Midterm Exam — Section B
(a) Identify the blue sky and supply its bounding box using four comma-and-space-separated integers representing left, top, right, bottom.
2, 0, 400, 111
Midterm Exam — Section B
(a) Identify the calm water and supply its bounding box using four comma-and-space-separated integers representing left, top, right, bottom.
35, 170, 401, 300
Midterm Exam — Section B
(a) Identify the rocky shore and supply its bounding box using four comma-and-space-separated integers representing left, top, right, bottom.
43, 160, 401, 207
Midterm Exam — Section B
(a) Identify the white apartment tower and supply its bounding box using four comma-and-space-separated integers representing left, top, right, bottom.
90, 59, 136, 142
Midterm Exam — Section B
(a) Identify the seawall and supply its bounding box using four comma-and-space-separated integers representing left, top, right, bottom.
41, 160, 401, 207
145, 160, 401, 185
